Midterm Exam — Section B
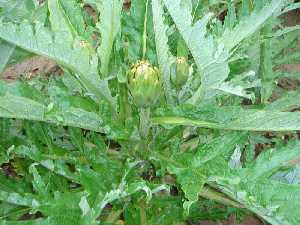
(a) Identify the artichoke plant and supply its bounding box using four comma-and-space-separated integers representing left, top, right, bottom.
127, 60, 162, 108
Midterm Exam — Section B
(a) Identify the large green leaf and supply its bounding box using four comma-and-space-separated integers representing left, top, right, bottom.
96, 0, 123, 77
0, 21, 116, 109
0, 95, 127, 140
0, 41, 15, 73
162, 134, 300, 224
48, 0, 85, 40
0, 219, 50, 225
122, 0, 156, 62
153, 104, 300, 131
0, 0, 36, 22
48, 0, 74, 43
152, 0, 175, 105
241, 141, 300, 180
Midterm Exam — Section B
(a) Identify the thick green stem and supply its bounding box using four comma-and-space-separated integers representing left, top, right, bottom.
118, 83, 131, 125
139, 200, 148, 225
139, 107, 151, 138
200, 186, 244, 209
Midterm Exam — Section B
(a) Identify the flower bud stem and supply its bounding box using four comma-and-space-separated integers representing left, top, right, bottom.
139, 107, 151, 138
142, 0, 149, 59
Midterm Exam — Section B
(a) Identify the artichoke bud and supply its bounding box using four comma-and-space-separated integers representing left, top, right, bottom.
128, 60, 161, 108
171, 57, 189, 90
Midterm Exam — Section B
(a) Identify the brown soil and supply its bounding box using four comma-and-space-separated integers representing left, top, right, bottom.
200, 215, 263, 225
0, 56, 57, 81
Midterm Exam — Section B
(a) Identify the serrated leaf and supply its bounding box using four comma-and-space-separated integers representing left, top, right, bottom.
281, 2, 300, 14
13, 145, 80, 182
0, 174, 31, 194
37, 192, 89, 225
0, 21, 116, 109
57, 0, 86, 36
0, 0, 36, 22
220, 0, 288, 51
259, 24, 274, 103
275, 52, 300, 65
0, 218, 50, 225
29, 164, 48, 196
216, 71, 260, 100
153, 104, 300, 131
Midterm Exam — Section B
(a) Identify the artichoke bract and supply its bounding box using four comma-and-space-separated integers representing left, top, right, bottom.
171, 57, 189, 90
128, 60, 161, 108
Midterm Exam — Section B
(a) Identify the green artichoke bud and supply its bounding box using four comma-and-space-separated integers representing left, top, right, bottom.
128, 60, 161, 108
171, 57, 189, 90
